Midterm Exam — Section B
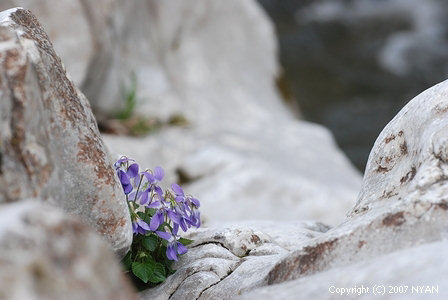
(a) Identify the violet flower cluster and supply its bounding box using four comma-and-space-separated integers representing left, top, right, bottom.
115, 156, 200, 261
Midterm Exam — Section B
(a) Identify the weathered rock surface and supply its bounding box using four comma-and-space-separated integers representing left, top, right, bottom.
262, 79, 448, 284
0, 8, 131, 256
0, 1, 362, 225
146, 79, 448, 299
0, 200, 136, 300
139, 221, 330, 300
238, 240, 448, 300
0, 0, 95, 85
101, 0, 362, 226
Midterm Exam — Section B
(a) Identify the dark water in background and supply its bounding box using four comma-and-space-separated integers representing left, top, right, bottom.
259, 0, 448, 171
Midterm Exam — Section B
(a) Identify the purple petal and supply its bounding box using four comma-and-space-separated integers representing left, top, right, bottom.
136, 227, 146, 235
118, 170, 130, 185
180, 218, 188, 232
175, 196, 184, 203
132, 222, 138, 233
127, 163, 139, 178
172, 223, 179, 236
154, 166, 164, 181
190, 197, 200, 207
115, 157, 133, 169
140, 191, 149, 205
128, 191, 136, 200
195, 211, 201, 228
171, 183, 184, 196
154, 186, 163, 196
144, 172, 155, 184
156, 231, 172, 241
176, 242, 188, 255
167, 210, 180, 224
123, 183, 133, 195
148, 201, 161, 208
149, 213, 161, 231
137, 219, 150, 231
166, 244, 178, 261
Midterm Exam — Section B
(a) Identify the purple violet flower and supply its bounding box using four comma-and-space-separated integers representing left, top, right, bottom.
132, 219, 150, 235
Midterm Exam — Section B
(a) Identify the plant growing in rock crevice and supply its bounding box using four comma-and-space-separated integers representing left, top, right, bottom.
114, 156, 201, 286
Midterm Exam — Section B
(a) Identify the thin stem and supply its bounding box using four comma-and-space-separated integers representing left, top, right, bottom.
133, 174, 144, 202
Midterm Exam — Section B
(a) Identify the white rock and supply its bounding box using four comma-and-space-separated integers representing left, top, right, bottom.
0, 0, 95, 85
0, 8, 131, 256
238, 240, 448, 300
138, 221, 329, 300
256, 79, 448, 286
0, 201, 136, 300
102, 0, 362, 226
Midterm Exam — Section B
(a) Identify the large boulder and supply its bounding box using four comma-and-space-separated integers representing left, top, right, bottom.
0, 0, 95, 85
238, 240, 448, 300
101, 0, 362, 226
0, 8, 131, 256
0, 201, 136, 300
139, 221, 330, 300
263, 79, 448, 285
0, 1, 362, 225
143, 79, 448, 299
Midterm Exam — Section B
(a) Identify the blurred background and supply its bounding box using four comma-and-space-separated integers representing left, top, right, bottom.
2, 0, 448, 224
258, 0, 448, 170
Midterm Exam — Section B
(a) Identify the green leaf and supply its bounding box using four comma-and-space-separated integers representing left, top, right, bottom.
131, 261, 154, 283
146, 207, 156, 216
142, 235, 158, 252
179, 237, 194, 246
121, 251, 132, 271
148, 262, 166, 284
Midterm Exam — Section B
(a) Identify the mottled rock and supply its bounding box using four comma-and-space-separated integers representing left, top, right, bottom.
105, 121, 361, 226
238, 240, 448, 300
261, 79, 448, 284
138, 221, 329, 300
0, 201, 136, 300
101, 0, 362, 227
0, 0, 96, 85
0, 8, 131, 256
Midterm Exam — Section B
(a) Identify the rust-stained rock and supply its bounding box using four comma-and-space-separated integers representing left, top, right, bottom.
0, 8, 131, 256
0, 201, 136, 300
138, 221, 330, 300
238, 240, 448, 300
262, 79, 448, 285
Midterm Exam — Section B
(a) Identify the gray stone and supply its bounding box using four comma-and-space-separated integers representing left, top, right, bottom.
238, 240, 448, 300
0, 200, 136, 300
0, 8, 131, 256
138, 221, 329, 300
0, 0, 96, 85
259, 79, 448, 285
101, 0, 361, 226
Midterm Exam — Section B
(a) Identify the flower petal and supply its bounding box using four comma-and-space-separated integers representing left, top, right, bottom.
167, 209, 180, 224
137, 219, 150, 231
176, 242, 188, 255
123, 183, 133, 195
166, 244, 178, 261
149, 212, 161, 231
118, 170, 130, 185
171, 183, 184, 196
190, 197, 200, 207
154, 166, 164, 181
144, 172, 155, 184
156, 231, 172, 241
127, 163, 139, 178
140, 191, 149, 205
